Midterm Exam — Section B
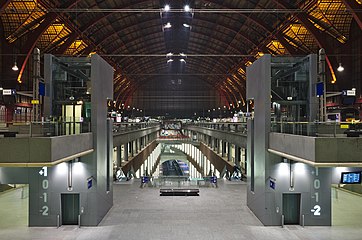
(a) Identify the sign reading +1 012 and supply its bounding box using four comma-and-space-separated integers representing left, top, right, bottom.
39, 166, 49, 216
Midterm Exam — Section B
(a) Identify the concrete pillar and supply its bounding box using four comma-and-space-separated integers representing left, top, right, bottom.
130, 141, 134, 157
222, 141, 226, 157
116, 146, 122, 167
123, 143, 128, 161
235, 146, 241, 167
227, 143, 232, 162
218, 139, 222, 154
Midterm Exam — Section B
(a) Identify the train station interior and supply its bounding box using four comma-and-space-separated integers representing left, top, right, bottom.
0, 0, 362, 239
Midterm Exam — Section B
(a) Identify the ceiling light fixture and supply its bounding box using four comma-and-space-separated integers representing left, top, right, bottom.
180, 58, 186, 63
12, 61, 18, 71
166, 52, 173, 57
337, 63, 344, 72
164, 22, 172, 29
184, 5, 191, 12
179, 53, 186, 57
167, 59, 174, 63
164, 4, 170, 12
183, 23, 190, 28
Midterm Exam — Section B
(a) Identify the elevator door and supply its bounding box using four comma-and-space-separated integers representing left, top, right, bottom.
61, 193, 79, 225
283, 193, 301, 225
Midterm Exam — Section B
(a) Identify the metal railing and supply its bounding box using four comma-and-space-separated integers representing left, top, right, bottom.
5, 121, 92, 137
113, 122, 160, 133
29, 121, 91, 137
185, 122, 247, 134
186, 121, 362, 138
140, 175, 217, 188
271, 121, 362, 137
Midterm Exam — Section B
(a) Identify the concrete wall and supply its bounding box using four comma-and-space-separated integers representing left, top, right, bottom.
0, 55, 114, 227
246, 55, 332, 226
0, 133, 93, 165
246, 55, 271, 224
90, 54, 114, 225
266, 156, 332, 226
270, 133, 362, 164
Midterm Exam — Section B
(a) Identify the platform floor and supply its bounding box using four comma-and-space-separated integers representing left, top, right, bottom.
0, 180, 362, 240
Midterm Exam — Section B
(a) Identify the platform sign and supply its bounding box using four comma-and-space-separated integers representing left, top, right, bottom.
210, 176, 217, 184
269, 179, 276, 189
316, 82, 324, 96
2, 89, 14, 95
141, 176, 149, 183
341, 172, 361, 184
31, 100, 40, 104
39, 166, 49, 216
87, 178, 93, 189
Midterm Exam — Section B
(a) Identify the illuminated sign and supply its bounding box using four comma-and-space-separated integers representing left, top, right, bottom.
31, 100, 40, 104
341, 172, 361, 184
39, 167, 49, 216
2, 89, 13, 95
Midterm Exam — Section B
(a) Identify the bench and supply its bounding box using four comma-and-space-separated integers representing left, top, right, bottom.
160, 188, 199, 196
0, 131, 18, 137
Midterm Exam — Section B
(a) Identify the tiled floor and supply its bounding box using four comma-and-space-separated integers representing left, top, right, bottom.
0, 180, 362, 240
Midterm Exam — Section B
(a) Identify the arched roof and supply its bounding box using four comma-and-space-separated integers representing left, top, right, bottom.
0, 0, 360, 110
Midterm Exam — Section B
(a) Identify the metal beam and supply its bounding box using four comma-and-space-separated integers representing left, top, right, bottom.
15, 12, 57, 83
273, 0, 340, 81
275, 32, 305, 55
0, 0, 11, 13
342, 0, 362, 30
53, 32, 78, 55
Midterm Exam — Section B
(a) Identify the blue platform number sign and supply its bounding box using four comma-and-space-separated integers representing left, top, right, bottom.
39, 82, 45, 96
87, 178, 92, 189
269, 179, 276, 189
210, 176, 217, 184
141, 176, 149, 184
316, 82, 324, 97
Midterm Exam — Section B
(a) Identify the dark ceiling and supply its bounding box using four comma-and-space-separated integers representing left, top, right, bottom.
0, 0, 360, 115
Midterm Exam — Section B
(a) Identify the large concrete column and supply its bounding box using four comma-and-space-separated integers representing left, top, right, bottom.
140, 137, 143, 149
228, 143, 232, 162
123, 143, 128, 162
135, 139, 139, 153
130, 141, 134, 157
116, 146, 122, 167
235, 146, 241, 166
222, 141, 227, 157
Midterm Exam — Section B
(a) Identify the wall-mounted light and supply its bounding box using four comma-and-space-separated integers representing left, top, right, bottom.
180, 58, 186, 63
184, 5, 191, 12
183, 23, 191, 28
12, 61, 18, 71
164, 4, 170, 12
164, 22, 172, 29
167, 59, 174, 63
337, 63, 344, 72
166, 52, 173, 57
